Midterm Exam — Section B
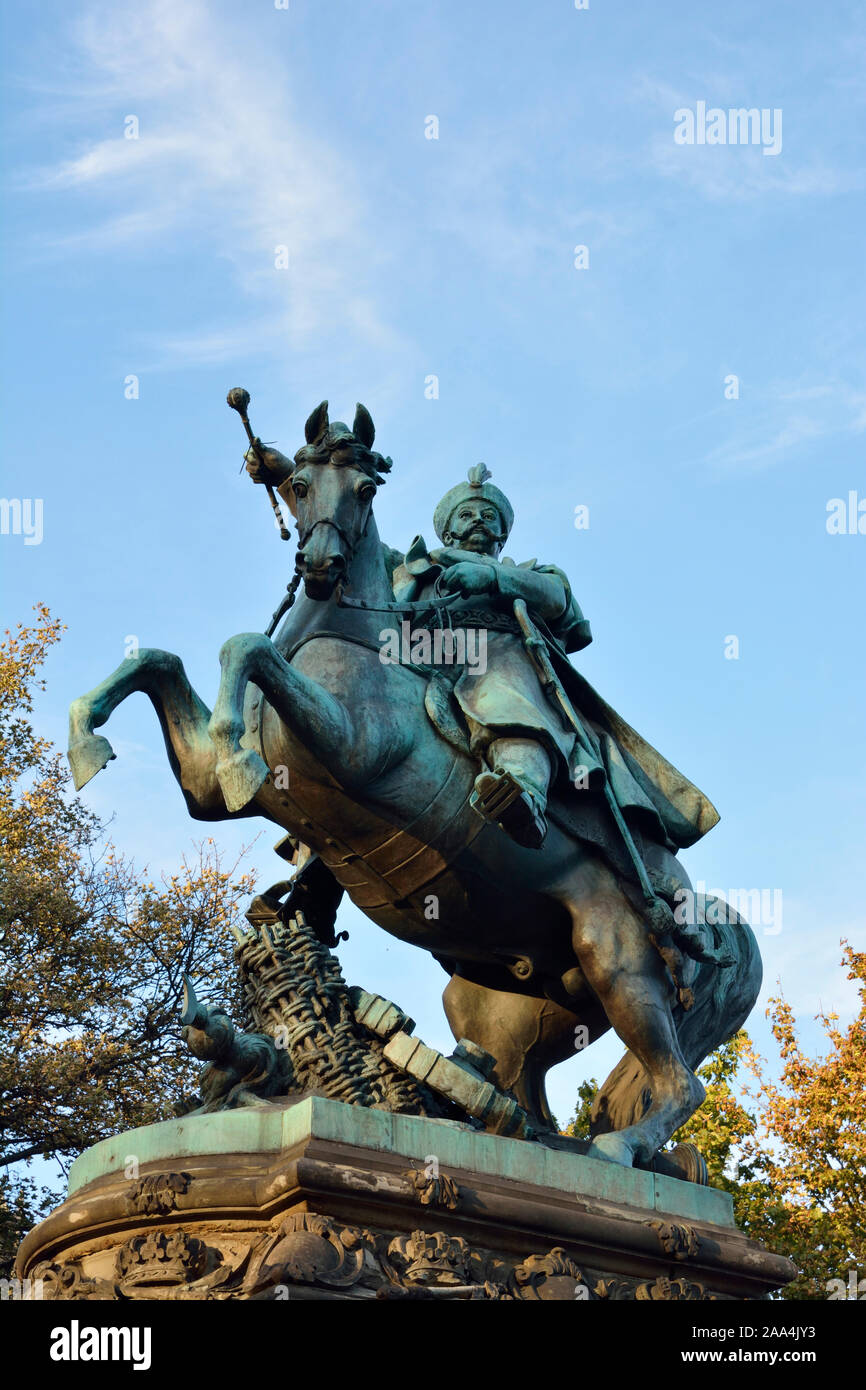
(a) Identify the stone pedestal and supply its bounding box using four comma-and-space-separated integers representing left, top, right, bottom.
16, 1097, 793, 1300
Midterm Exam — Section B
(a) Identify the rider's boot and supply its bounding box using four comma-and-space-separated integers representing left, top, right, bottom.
470, 738, 551, 850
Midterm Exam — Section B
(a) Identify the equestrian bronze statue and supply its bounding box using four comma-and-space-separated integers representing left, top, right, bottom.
68, 397, 761, 1171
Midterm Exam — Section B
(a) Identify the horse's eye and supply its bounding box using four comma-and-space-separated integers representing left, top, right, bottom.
357, 483, 375, 503
292, 480, 308, 499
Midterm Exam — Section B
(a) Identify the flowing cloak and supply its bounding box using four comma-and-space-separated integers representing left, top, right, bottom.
392, 538, 719, 856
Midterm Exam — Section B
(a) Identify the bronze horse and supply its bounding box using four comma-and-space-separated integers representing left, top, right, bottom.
68, 402, 761, 1170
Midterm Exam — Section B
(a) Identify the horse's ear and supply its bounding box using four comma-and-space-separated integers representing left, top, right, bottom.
353, 403, 375, 449
304, 400, 329, 444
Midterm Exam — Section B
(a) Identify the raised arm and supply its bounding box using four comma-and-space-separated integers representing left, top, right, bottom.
244, 444, 293, 488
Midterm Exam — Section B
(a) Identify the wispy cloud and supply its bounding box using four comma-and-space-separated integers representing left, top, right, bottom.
16, 0, 406, 372
701, 415, 823, 474
696, 378, 866, 475
25, 133, 188, 190
759, 917, 862, 1027
649, 138, 859, 202
633, 72, 862, 202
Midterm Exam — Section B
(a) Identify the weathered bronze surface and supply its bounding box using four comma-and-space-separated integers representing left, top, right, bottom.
66, 397, 763, 1173
17, 1096, 794, 1301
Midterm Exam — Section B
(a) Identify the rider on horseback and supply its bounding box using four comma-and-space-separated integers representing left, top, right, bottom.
66, 396, 750, 1166
244, 434, 718, 875
244, 427, 586, 847
391, 465, 594, 849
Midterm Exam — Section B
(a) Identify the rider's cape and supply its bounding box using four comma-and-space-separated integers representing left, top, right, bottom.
392, 539, 719, 854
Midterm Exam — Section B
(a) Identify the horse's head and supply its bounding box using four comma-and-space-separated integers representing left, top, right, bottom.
281, 401, 392, 600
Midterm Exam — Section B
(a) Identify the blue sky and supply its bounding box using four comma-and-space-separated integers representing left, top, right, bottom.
2, 0, 864, 1126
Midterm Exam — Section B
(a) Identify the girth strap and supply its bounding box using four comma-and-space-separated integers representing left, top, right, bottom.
246, 687, 483, 910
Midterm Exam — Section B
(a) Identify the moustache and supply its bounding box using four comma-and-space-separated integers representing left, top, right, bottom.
459, 522, 501, 541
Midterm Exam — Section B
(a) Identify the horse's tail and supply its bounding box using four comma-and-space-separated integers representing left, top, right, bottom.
589, 898, 762, 1137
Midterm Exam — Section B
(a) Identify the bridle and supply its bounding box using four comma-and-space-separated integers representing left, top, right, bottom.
294, 513, 369, 556
265, 487, 374, 638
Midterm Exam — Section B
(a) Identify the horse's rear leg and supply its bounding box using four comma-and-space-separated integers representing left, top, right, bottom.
561, 859, 705, 1167
69, 649, 229, 819
442, 967, 607, 1130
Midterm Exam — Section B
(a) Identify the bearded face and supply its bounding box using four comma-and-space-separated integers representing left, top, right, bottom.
444, 498, 506, 555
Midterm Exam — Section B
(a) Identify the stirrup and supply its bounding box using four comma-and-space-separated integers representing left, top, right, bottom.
471, 769, 547, 849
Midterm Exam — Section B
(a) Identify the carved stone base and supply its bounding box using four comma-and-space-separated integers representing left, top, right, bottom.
16, 1097, 793, 1301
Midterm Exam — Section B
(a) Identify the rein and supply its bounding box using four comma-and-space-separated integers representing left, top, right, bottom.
264, 506, 377, 637
265, 569, 303, 638
336, 593, 462, 614
264, 574, 461, 640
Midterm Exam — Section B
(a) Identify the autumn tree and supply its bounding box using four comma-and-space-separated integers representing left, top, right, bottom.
565, 949, 865, 1300
0, 607, 256, 1274
736, 948, 866, 1299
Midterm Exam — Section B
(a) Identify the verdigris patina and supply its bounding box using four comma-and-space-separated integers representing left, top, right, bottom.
67, 396, 762, 1171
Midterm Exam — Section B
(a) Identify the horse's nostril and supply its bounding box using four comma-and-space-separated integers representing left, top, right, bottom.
301, 555, 344, 576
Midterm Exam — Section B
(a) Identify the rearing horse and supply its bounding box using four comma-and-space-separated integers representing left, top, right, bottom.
68, 401, 761, 1170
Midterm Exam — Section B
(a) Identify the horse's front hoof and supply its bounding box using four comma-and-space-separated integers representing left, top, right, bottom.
585, 1132, 636, 1167
215, 748, 270, 812
67, 734, 116, 791
651, 1142, 709, 1186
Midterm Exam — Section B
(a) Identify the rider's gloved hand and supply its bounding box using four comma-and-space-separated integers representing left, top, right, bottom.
438, 561, 498, 598
244, 443, 293, 487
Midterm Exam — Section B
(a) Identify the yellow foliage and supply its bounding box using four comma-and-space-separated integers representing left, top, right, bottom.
1, 607, 257, 1274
